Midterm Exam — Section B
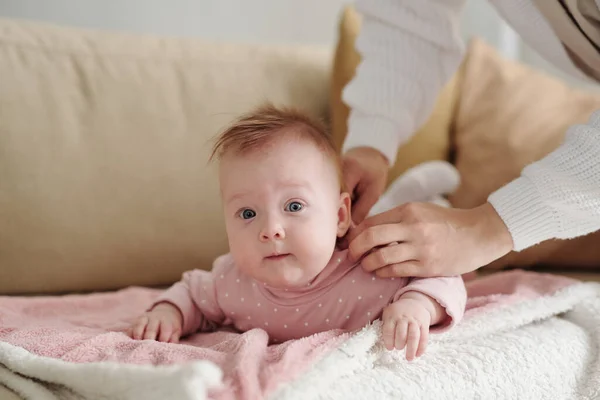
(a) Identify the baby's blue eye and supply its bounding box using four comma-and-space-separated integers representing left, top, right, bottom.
285, 201, 303, 212
240, 209, 256, 220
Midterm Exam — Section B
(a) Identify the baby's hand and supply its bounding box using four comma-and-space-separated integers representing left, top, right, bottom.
381, 298, 431, 360
130, 302, 183, 343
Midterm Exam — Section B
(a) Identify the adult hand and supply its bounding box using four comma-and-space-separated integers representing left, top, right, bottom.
346, 202, 514, 278
342, 147, 389, 224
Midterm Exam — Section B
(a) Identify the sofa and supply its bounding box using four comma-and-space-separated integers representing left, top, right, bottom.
2, 6, 600, 399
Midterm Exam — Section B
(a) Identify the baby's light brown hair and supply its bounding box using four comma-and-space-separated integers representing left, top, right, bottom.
210, 103, 345, 190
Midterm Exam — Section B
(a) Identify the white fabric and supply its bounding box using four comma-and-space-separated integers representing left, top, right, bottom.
0, 342, 222, 400
342, 0, 600, 251
369, 160, 460, 216
2, 282, 600, 399
271, 281, 600, 400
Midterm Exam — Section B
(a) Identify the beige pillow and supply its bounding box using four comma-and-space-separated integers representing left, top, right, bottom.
449, 38, 600, 271
0, 17, 332, 294
329, 6, 461, 187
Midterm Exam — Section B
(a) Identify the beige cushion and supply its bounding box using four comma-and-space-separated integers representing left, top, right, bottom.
0, 386, 22, 400
0, 17, 332, 294
329, 6, 461, 187
449, 38, 600, 271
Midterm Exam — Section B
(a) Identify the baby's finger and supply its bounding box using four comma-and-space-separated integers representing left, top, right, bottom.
158, 322, 173, 343
394, 320, 408, 351
132, 316, 148, 340
382, 317, 396, 350
416, 325, 429, 358
169, 331, 181, 344
405, 322, 420, 361
143, 317, 160, 340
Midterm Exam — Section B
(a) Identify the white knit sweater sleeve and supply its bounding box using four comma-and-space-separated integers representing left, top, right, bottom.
341, 0, 467, 163
342, 0, 600, 252
488, 110, 600, 250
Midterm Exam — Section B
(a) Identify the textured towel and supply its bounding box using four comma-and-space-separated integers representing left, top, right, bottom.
0, 270, 586, 400
272, 271, 600, 400
0, 287, 348, 399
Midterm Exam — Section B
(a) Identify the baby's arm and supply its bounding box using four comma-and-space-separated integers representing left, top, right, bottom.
382, 276, 467, 359
395, 290, 446, 325
130, 266, 226, 343
396, 275, 467, 331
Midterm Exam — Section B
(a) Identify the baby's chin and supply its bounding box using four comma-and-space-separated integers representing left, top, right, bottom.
234, 253, 332, 289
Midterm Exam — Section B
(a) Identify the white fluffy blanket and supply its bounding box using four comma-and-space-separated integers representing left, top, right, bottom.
1, 271, 599, 400
272, 276, 600, 400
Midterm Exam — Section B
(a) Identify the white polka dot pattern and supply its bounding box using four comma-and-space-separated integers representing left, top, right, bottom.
152, 251, 463, 343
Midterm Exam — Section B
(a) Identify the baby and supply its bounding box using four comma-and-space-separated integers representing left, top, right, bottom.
129, 105, 466, 361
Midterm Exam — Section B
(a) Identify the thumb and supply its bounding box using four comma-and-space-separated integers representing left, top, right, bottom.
342, 161, 361, 196
351, 184, 380, 224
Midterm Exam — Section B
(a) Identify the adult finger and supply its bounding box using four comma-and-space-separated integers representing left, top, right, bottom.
382, 317, 396, 351
416, 325, 429, 358
342, 160, 361, 197
375, 262, 424, 279
132, 316, 148, 340
143, 318, 160, 341
405, 322, 420, 361
351, 183, 381, 225
348, 224, 410, 262
361, 242, 416, 272
345, 207, 405, 246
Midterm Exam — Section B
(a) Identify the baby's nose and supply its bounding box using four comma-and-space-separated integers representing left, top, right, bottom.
260, 223, 285, 241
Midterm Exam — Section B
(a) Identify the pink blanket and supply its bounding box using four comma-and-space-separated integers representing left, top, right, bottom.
0, 270, 577, 400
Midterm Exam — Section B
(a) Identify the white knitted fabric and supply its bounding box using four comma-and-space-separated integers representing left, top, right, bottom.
342, 0, 600, 251
489, 111, 600, 249
369, 160, 459, 216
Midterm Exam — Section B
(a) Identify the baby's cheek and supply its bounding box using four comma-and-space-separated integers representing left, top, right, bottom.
300, 226, 337, 264
230, 238, 259, 269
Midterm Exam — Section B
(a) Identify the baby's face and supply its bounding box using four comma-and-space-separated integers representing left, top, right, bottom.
219, 135, 349, 289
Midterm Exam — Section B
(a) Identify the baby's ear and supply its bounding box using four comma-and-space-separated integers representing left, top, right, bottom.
336, 192, 352, 237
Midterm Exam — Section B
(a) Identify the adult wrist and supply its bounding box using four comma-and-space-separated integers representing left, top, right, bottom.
473, 202, 514, 262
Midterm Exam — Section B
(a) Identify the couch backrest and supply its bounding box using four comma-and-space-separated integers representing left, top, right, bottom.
0, 17, 332, 294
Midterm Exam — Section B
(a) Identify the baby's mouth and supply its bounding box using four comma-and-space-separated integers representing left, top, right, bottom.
265, 253, 290, 261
